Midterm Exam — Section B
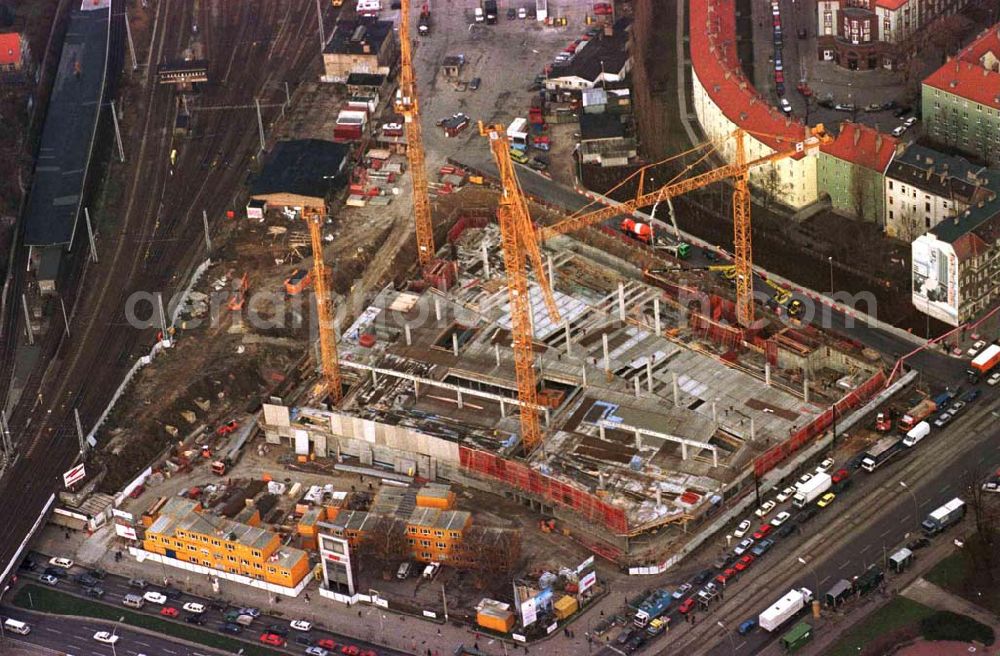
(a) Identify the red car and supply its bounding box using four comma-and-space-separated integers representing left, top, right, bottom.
796, 82, 813, 97
316, 639, 338, 650
715, 567, 738, 586
734, 554, 755, 572
678, 598, 696, 614
341, 646, 361, 656
360, 651, 378, 656
160, 607, 179, 618
832, 468, 849, 484
259, 633, 286, 647
216, 419, 239, 436
772, 15, 781, 26
775, 70, 784, 84
753, 524, 773, 540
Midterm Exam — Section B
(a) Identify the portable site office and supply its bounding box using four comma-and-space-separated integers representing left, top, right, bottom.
824, 579, 852, 607
781, 622, 813, 652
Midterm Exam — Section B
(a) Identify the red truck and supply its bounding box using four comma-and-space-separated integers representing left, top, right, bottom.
875, 410, 893, 432
621, 218, 654, 244
898, 399, 936, 432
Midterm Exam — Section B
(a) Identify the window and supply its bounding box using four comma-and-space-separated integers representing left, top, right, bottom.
925, 202, 930, 211
889, 210, 894, 219
436, 542, 447, 549
252, 550, 261, 559
449, 531, 461, 539
228, 555, 237, 562
420, 540, 431, 547
422, 552, 431, 559
888, 180, 893, 190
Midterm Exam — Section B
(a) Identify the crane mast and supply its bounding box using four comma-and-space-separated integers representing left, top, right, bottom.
396, 0, 435, 267
479, 122, 561, 453
306, 209, 343, 404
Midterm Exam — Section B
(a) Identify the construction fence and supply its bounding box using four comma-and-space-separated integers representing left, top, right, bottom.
753, 368, 888, 478
459, 446, 629, 535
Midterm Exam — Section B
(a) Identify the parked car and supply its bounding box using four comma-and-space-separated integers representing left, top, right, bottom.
218, 623, 242, 635
183, 602, 205, 614
678, 598, 696, 614
733, 519, 752, 538
185, 614, 207, 625
693, 569, 714, 585
733, 554, 755, 572
507, 7, 516, 18
672, 583, 693, 599
891, 125, 906, 138
316, 638, 339, 649
989, 371, 1000, 386
948, 401, 966, 415
38, 574, 59, 586
818, 457, 835, 471
48, 557, 74, 569
306, 648, 329, 656
755, 500, 776, 517
469, 77, 481, 91
259, 633, 286, 647
777, 522, 797, 538
291, 620, 312, 632
128, 578, 148, 589
775, 486, 795, 503
817, 492, 836, 508
904, 116, 917, 127
770, 511, 791, 527
93, 632, 119, 645
734, 538, 755, 556
834, 103, 855, 112
798, 506, 819, 523
143, 591, 167, 605
751, 539, 775, 557
738, 618, 758, 635
832, 468, 850, 484
933, 412, 953, 428
962, 389, 981, 403
73, 574, 98, 587
160, 607, 180, 618
753, 524, 773, 539
84, 586, 105, 598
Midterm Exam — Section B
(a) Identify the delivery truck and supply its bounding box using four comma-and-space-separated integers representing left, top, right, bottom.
898, 399, 936, 432
792, 472, 831, 509
968, 344, 1000, 383
902, 421, 930, 447
861, 436, 903, 472
759, 587, 813, 632
922, 497, 965, 535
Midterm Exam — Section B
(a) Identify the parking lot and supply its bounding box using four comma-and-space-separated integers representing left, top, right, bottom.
410, 0, 608, 173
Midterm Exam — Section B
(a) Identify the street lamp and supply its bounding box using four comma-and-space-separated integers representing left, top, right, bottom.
111, 616, 124, 656
899, 481, 920, 531
717, 620, 737, 655
828, 256, 834, 293
797, 556, 821, 593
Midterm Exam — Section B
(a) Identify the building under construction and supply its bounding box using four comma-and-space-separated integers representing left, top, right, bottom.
260, 209, 887, 564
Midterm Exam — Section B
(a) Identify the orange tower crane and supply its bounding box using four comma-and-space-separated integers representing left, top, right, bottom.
539, 126, 831, 327
396, 0, 435, 267
306, 208, 343, 404
479, 122, 561, 453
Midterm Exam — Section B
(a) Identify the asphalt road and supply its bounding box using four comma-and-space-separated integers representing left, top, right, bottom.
1, 607, 222, 656
591, 385, 1000, 656
13, 560, 405, 656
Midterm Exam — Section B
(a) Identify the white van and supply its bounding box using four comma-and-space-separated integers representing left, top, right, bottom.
3, 618, 30, 635
903, 421, 930, 447
396, 562, 412, 580
422, 562, 440, 580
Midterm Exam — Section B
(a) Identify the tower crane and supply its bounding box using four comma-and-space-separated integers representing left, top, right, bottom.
479, 122, 561, 453
305, 208, 343, 404
396, 0, 435, 267
539, 126, 831, 327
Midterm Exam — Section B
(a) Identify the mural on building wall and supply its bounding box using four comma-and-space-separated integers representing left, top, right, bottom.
911, 235, 959, 325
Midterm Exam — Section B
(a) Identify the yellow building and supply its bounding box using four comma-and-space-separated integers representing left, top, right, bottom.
415, 483, 456, 510
405, 507, 471, 564
143, 498, 310, 588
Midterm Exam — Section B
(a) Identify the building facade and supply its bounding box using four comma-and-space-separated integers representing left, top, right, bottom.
322, 20, 396, 82
883, 144, 995, 240
690, 0, 819, 210
921, 25, 1000, 164
817, 0, 971, 69
817, 122, 898, 223
142, 497, 311, 588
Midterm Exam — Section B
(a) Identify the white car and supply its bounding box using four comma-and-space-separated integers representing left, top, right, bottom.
988, 371, 1000, 386
94, 632, 119, 645
290, 620, 312, 632
775, 486, 796, 503
733, 519, 752, 538
968, 340, 987, 357
779, 98, 792, 115
182, 602, 205, 614
143, 591, 167, 605
754, 500, 776, 517
733, 538, 755, 556
770, 511, 792, 527
49, 557, 74, 569
904, 116, 917, 127
818, 457, 835, 472
891, 125, 907, 137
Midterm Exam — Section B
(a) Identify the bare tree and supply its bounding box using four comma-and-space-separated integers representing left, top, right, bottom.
850, 166, 869, 221
962, 467, 999, 582
893, 206, 923, 242
757, 164, 783, 214
358, 516, 410, 579
461, 527, 523, 593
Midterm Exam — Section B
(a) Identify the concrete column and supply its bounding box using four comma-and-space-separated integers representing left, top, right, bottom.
494, 343, 501, 367
672, 372, 680, 406
712, 448, 718, 468
765, 362, 771, 386
654, 298, 662, 334
481, 241, 491, 277
633, 377, 641, 398
602, 333, 610, 377
434, 297, 442, 321
712, 401, 718, 423
750, 417, 756, 441
564, 322, 572, 356
599, 423, 606, 440
371, 369, 378, 385
499, 400, 506, 418
414, 380, 420, 399
618, 281, 626, 322
547, 254, 555, 287
598, 471, 605, 489
543, 408, 550, 426
646, 359, 654, 393
655, 487, 662, 507
404, 323, 412, 346
634, 429, 642, 450
803, 375, 810, 403
680, 440, 687, 460
581, 364, 588, 387
456, 389, 464, 409
451, 332, 459, 356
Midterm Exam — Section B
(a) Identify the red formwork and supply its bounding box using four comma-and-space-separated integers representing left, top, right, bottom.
446, 213, 491, 243
689, 311, 743, 352
753, 369, 888, 478
459, 446, 629, 535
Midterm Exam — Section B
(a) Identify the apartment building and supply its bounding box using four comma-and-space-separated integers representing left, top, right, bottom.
142, 497, 311, 588
922, 25, 1000, 164
817, 122, 899, 224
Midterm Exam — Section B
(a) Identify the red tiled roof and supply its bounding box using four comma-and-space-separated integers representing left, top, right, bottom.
820, 122, 898, 171
689, 0, 807, 154
951, 231, 990, 260
0, 33, 20, 67
874, 0, 908, 11
923, 25, 1000, 111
